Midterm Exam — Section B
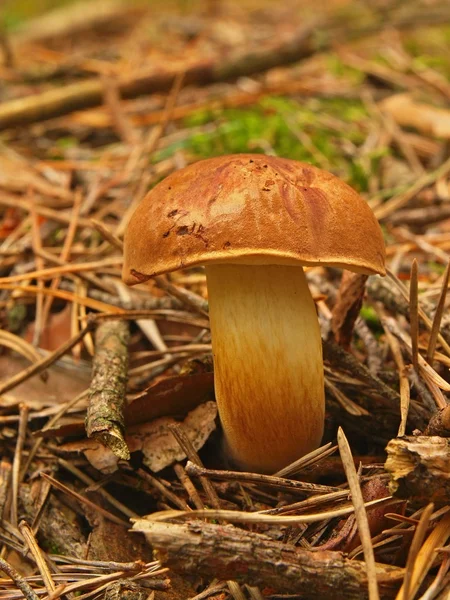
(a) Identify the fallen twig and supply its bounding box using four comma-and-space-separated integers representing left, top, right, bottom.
0, 23, 318, 129
86, 320, 130, 460
0, 323, 94, 395
133, 519, 404, 599
0, 557, 39, 600
185, 461, 339, 494
3, 1, 450, 130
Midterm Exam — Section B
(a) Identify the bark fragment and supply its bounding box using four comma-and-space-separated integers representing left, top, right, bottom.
331, 272, 368, 350
133, 519, 404, 599
86, 320, 130, 460
385, 435, 450, 506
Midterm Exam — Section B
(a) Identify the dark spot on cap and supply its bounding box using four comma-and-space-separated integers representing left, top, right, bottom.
168, 209, 178, 218
168, 186, 172, 190
162, 229, 171, 238
249, 159, 254, 163
263, 164, 268, 168
223, 241, 231, 249
177, 225, 189, 236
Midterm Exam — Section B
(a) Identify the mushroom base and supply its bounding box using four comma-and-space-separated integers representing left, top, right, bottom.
206, 264, 325, 474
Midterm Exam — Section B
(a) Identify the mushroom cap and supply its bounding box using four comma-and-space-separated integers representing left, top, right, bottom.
123, 154, 385, 284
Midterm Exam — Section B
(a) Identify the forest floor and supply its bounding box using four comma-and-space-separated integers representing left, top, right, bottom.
2, 0, 450, 598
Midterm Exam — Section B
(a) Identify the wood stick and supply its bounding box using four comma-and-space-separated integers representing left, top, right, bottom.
385, 436, 450, 507
4, 1, 450, 130
0, 556, 39, 600
0, 24, 317, 130
133, 519, 404, 599
185, 461, 339, 494
86, 320, 130, 460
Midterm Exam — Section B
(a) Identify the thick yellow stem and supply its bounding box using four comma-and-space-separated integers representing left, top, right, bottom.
206, 264, 324, 473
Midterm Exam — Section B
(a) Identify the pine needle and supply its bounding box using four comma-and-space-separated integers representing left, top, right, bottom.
338, 427, 380, 600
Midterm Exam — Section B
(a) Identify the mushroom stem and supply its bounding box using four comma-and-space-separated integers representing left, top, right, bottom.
205, 264, 325, 473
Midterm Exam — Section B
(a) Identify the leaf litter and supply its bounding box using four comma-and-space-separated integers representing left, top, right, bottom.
1, 0, 450, 598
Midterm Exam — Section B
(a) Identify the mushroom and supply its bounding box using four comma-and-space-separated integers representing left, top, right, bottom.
123, 154, 385, 473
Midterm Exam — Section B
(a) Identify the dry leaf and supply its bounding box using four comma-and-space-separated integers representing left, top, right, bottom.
61, 401, 217, 473
0, 355, 89, 409
24, 305, 73, 351
344, 477, 404, 553
38, 371, 215, 438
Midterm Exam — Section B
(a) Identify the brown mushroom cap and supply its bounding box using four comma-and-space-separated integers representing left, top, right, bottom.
123, 154, 386, 284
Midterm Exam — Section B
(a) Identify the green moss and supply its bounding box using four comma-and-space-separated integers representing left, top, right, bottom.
7, 304, 27, 333
172, 95, 386, 189
183, 109, 217, 128
402, 26, 450, 76
2, 0, 75, 29
55, 136, 78, 150
411, 55, 450, 76
360, 304, 378, 324
1, 0, 225, 29
325, 55, 365, 85
42, 539, 65, 555
348, 161, 370, 192
360, 303, 382, 336
46, 136, 80, 160
427, 261, 446, 276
